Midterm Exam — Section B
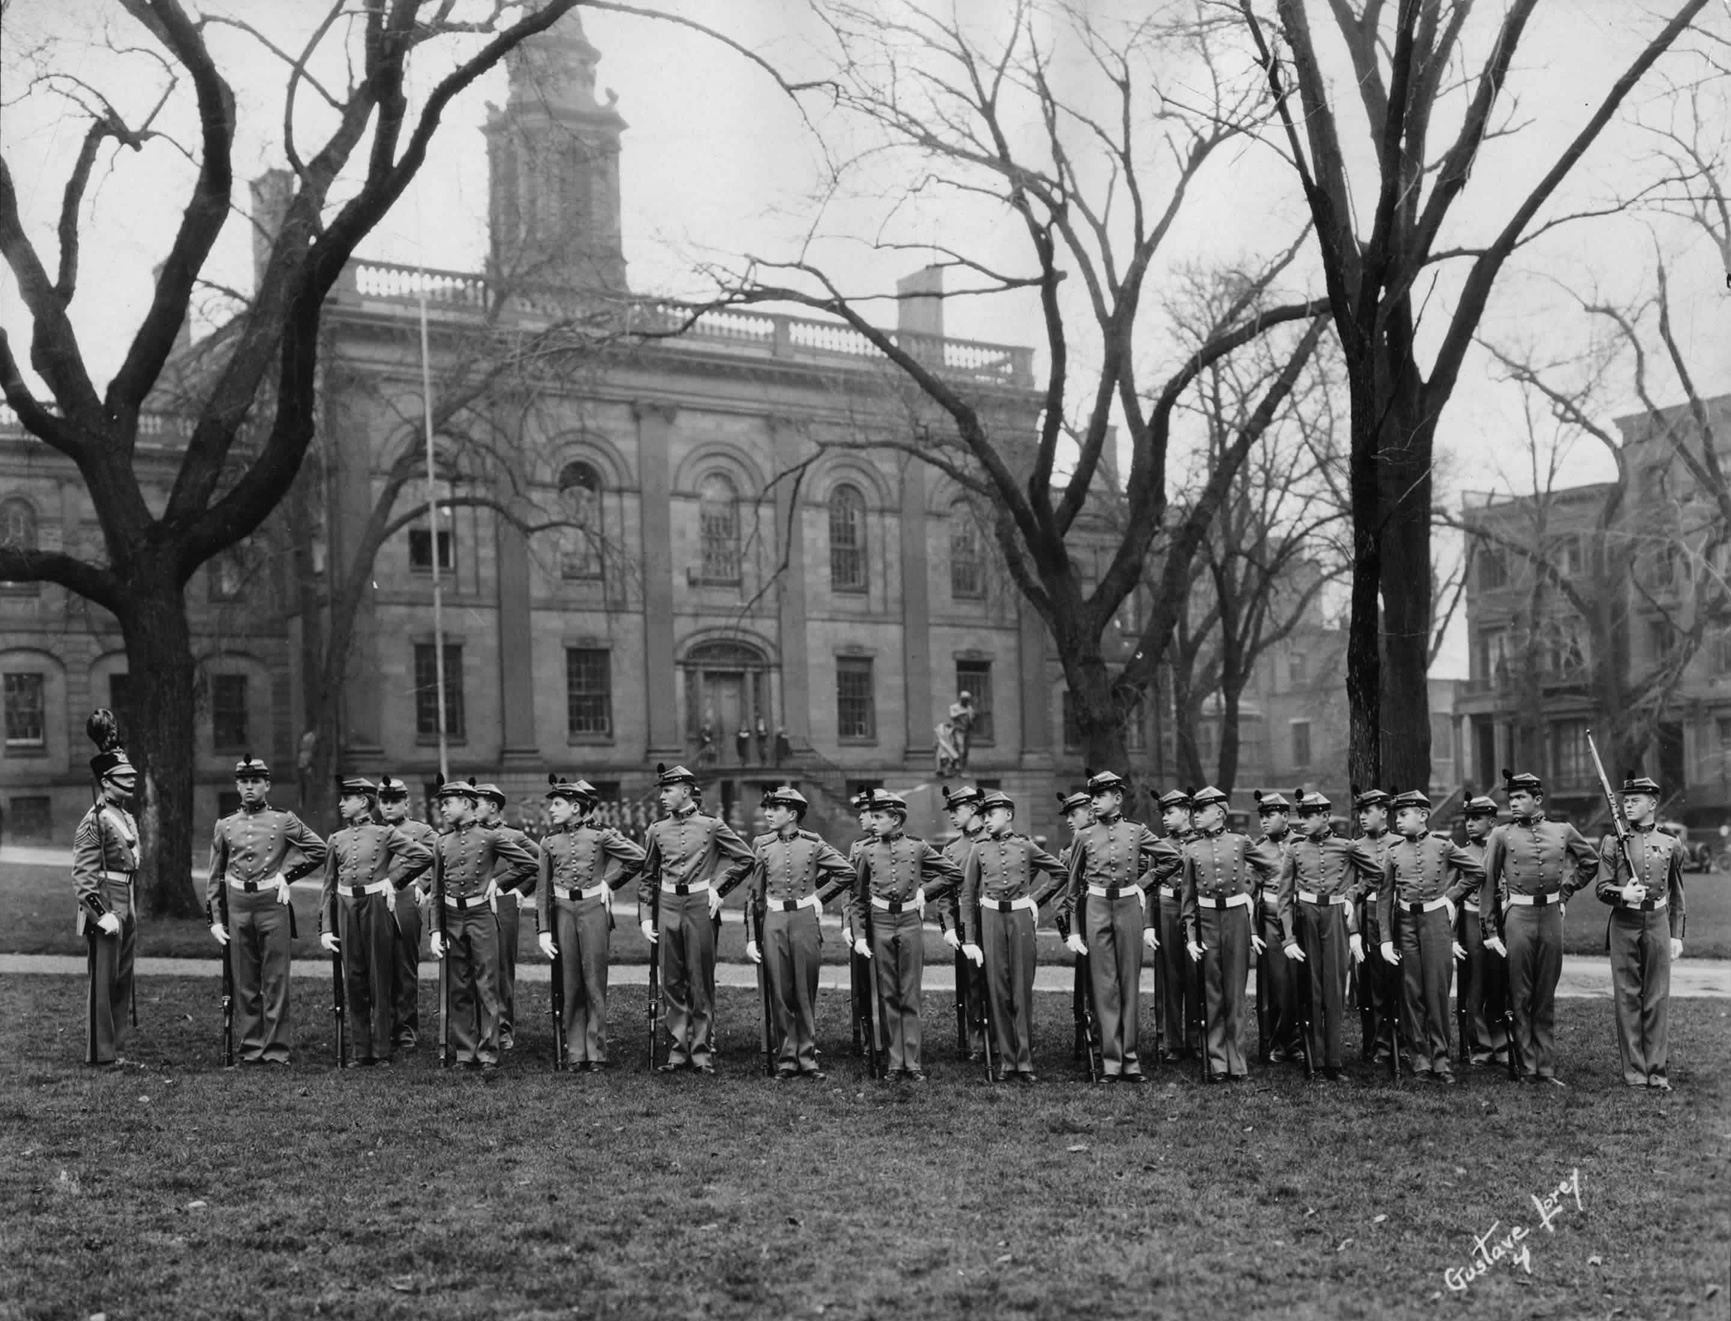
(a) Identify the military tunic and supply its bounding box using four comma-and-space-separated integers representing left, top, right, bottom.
637, 806, 754, 1070
206, 805, 328, 1064
942, 824, 988, 1058
431, 822, 538, 1066
72, 801, 141, 1065
747, 827, 854, 1075
845, 832, 963, 1076
960, 831, 1066, 1076
1274, 831, 1381, 1071
387, 815, 439, 1047
536, 819, 645, 1066
1180, 828, 1281, 1078
1059, 816, 1176, 1079
1375, 832, 1484, 1075
1594, 823, 1687, 1087
487, 821, 543, 1047
1454, 835, 1510, 1065
1479, 817, 1598, 1080
319, 820, 431, 1064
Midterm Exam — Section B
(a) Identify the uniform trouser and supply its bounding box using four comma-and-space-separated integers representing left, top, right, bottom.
1084, 893, 1145, 1077
1198, 905, 1252, 1078
496, 892, 521, 1038
765, 907, 823, 1073
959, 949, 988, 1055
392, 896, 422, 1046
658, 890, 718, 1068
228, 888, 294, 1063
1298, 900, 1350, 1071
1393, 906, 1455, 1074
1608, 908, 1672, 1085
84, 915, 137, 1065
337, 892, 397, 1062
1360, 910, 1397, 1060
868, 908, 925, 1074
1504, 904, 1564, 1079
1457, 906, 1508, 1062
1156, 892, 1194, 1054
553, 896, 612, 1064
445, 907, 503, 1066
1256, 904, 1302, 1058
982, 907, 1037, 1074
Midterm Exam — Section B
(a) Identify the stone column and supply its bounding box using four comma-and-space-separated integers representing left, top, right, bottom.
899, 456, 931, 764
495, 510, 539, 768
636, 402, 682, 759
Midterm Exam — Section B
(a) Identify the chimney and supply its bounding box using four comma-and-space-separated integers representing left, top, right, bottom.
896, 265, 945, 340
250, 168, 295, 296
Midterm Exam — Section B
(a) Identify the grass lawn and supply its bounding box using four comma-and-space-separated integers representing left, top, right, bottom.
6, 858, 1728, 961
3, 975, 1726, 1320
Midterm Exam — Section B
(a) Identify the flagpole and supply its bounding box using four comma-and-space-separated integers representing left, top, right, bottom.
419, 284, 450, 782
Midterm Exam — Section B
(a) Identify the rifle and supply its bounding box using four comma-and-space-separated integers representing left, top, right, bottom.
437, 867, 451, 1070
857, 870, 882, 1080
1072, 893, 1102, 1083
1193, 928, 1215, 1083
753, 899, 774, 1078
646, 879, 665, 1071
1494, 895, 1523, 1081
953, 937, 970, 1058
1587, 728, 1642, 889
331, 939, 347, 1069
218, 886, 235, 1067
549, 923, 567, 1073
1295, 916, 1315, 1080
1453, 915, 1470, 1068
1386, 907, 1401, 1085
1255, 934, 1269, 1064
977, 949, 996, 1083
1151, 933, 1166, 1065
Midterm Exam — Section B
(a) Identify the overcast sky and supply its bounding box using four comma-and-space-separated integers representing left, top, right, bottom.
3, 0, 1727, 679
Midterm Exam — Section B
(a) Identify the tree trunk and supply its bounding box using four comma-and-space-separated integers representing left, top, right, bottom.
1066, 654, 1135, 808
1217, 682, 1243, 796
1378, 400, 1434, 794
116, 568, 202, 919
1345, 357, 1384, 794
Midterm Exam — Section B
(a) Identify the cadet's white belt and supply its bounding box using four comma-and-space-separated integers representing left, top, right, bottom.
1461, 902, 1479, 914
227, 876, 283, 893
870, 894, 918, 913
1299, 890, 1349, 907
1157, 885, 1179, 900
767, 894, 822, 913
554, 881, 608, 902
1087, 883, 1141, 900
1198, 892, 1253, 911
1398, 896, 1452, 914
661, 879, 710, 895
1505, 891, 1561, 907
984, 895, 1038, 914
339, 879, 393, 898
443, 892, 494, 912
1615, 895, 1668, 911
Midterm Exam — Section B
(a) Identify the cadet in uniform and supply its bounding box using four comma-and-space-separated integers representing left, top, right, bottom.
1180, 786, 1280, 1081
637, 764, 755, 1074
938, 784, 989, 1059
1351, 788, 1397, 1062
1058, 770, 1174, 1083
743, 786, 854, 1079
206, 756, 327, 1065
959, 791, 1067, 1082
1251, 791, 1302, 1063
846, 789, 964, 1081
1152, 788, 1197, 1061
73, 727, 141, 1068
1374, 790, 1484, 1082
377, 775, 438, 1050
318, 777, 432, 1067
1480, 770, 1598, 1085
1594, 773, 1687, 1091
1276, 790, 1379, 1079
476, 783, 543, 1050
536, 776, 645, 1070
1455, 795, 1509, 1067
428, 778, 538, 1072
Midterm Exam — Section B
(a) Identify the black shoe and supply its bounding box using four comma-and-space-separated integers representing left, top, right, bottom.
1650, 1077, 1673, 1092
1268, 1048, 1289, 1064
966, 1052, 982, 1063
694, 1064, 716, 1076
585, 1062, 603, 1074
801, 1069, 827, 1082
1016, 1072, 1038, 1085
1540, 1075, 1566, 1088
1433, 1071, 1456, 1085
654, 1062, 683, 1074
1120, 1073, 1147, 1085
480, 1062, 499, 1077
500, 1032, 515, 1051
905, 1071, 929, 1083
1323, 1066, 1343, 1081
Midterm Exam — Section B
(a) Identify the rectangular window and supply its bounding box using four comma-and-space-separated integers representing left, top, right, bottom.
1551, 719, 1589, 786
210, 674, 249, 752
1648, 617, 1676, 661
565, 648, 613, 738
949, 516, 985, 600
408, 526, 455, 574
1475, 629, 1508, 683
836, 657, 876, 741
208, 549, 246, 602
414, 643, 465, 741
1288, 651, 1308, 686
954, 661, 994, 744
1719, 717, 1731, 760
1478, 547, 1508, 590
1712, 631, 1731, 676
1125, 701, 1146, 752
1290, 719, 1311, 770
2, 673, 45, 747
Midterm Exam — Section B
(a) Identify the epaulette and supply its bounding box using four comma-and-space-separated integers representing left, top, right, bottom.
798, 828, 822, 841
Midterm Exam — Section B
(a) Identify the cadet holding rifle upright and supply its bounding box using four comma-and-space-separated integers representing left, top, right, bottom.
476, 784, 542, 1052
1054, 790, 1100, 1079
376, 775, 438, 1052
1350, 788, 1398, 1064
1455, 796, 1509, 1069
72, 712, 141, 1069
1251, 791, 1301, 1064
938, 784, 989, 1061
1594, 771, 1687, 1092
1152, 789, 1198, 1062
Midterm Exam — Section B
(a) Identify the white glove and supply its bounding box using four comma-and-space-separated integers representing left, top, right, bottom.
707, 888, 723, 920
1064, 933, 1088, 955
1444, 899, 1457, 924
538, 932, 557, 959
429, 930, 447, 959
1451, 941, 1467, 961
640, 919, 658, 944
962, 942, 983, 967
746, 939, 762, 965
853, 937, 872, 959
1380, 941, 1399, 965
1485, 936, 1507, 958
1142, 928, 1158, 951
1284, 941, 1306, 962
209, 922, 230, 946
1251, 934, 1267, 956
942, 928, 961, 950
915, 887, 927, 918
1670, 938, 1683, 960
386, 887, 397, 915
483, 879, 500, 909
96, 912, 122, 936
274, 876, 291, 905
1348, 933, 1364, 963
320, 932, 340, 953
413, 885, 429, 907
1620, 881, 1647, 905
1186, 940, 1204, 963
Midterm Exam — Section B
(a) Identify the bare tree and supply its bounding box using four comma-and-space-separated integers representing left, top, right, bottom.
1238, 0, 1711, 795
0, 0, 593, 914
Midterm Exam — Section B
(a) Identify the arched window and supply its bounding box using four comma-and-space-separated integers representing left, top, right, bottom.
557, 461, 604, 580
0, 497, 40, 595
949, 500, 984, 599
828, 483, 867, 591
698, 472, 741, 584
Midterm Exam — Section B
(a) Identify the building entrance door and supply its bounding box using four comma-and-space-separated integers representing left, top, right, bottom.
704, 671, 748, 766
